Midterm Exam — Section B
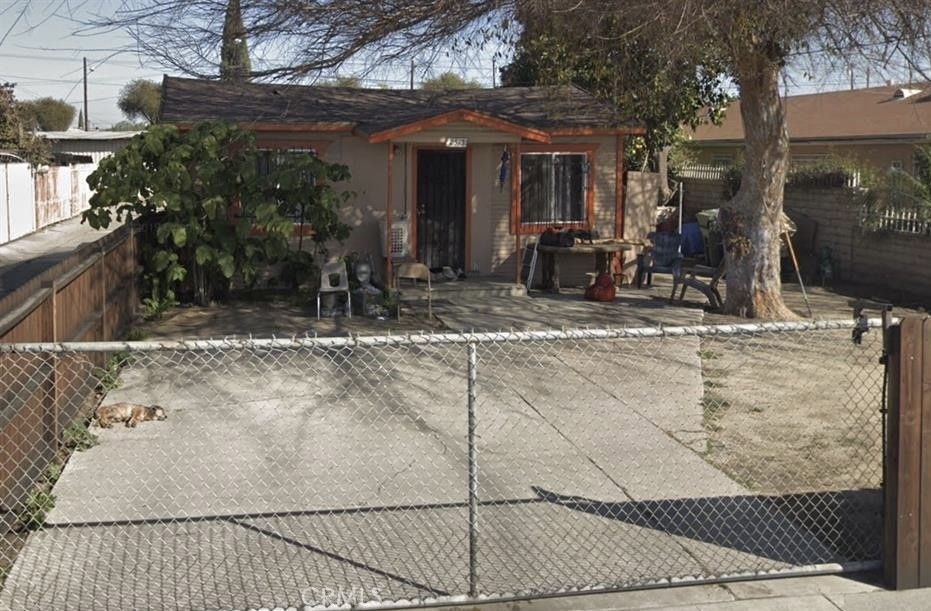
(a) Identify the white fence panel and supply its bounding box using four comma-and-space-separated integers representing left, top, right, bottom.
72, 163, 95, 216
676, 164, 729, 181
0, 162, 96, 246
1, 162, 37, 244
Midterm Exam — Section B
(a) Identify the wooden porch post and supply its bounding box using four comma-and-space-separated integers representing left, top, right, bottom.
615, 134, 626, 239
512, 143, 521, 284
386, 141, 394, 286
614, 134, 627, 285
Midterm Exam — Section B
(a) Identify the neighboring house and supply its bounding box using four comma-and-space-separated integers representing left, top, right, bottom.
38, 130, 141, 164
159, 76, 647, 284
688, 84, 931, 175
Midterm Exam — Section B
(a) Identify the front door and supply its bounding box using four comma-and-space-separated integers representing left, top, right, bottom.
416, 149, 466, 270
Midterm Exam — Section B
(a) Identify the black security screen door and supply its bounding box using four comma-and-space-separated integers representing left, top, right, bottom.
416, 149, 467, 270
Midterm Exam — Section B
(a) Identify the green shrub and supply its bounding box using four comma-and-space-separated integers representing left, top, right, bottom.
20, 490, 55, 531
62, 421, 99, 452
141, 294, 178, 321
43, 462, 63, 485
83, 122, 354, 306
125, 327, 149, 341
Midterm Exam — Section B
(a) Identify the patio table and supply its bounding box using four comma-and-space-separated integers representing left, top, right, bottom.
536, 240, 636, 292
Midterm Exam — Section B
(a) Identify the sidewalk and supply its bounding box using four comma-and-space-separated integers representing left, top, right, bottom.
439, 573, 931, 610
0, 216, 120, 301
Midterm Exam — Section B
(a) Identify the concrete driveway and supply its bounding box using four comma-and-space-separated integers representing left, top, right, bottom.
0, 321, 844, 611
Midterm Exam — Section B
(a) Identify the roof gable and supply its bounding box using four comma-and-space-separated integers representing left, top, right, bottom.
366, 108, 551, 143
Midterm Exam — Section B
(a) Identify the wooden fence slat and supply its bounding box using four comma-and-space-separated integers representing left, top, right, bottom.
885, 322, 902, 587
886, 316, 931, 590
898, 317, 923, 589
920, 318, 931, 585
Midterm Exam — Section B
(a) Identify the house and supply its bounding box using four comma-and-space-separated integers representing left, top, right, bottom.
688, 84, 931, 175
37, 130, 141, 164
159, 76, 651, 285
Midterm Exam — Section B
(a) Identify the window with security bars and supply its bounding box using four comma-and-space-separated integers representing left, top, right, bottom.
256, 148, 318, 223
256, 148, 317, 176
520, 152, 588, 225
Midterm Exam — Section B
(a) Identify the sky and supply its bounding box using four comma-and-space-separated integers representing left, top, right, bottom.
0, 1, 920, 130
0, 1, 166, 128
0, 1, 503, 129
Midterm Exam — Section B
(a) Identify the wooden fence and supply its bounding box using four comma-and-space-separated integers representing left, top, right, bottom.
0, 224, 138, 525
885, 315, 931, 589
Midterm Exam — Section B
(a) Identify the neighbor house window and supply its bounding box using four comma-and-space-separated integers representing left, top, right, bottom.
519, 152, 590, 226
791, 154, 827, 168
913, 152, 931, 182
711, 155, 734, 167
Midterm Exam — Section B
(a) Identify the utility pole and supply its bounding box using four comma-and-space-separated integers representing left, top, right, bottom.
83, 57, 89, 131
410, 59, 414, 90
492, 59, 496, 87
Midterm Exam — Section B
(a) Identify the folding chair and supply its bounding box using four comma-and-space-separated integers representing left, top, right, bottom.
317, 259, 351, 319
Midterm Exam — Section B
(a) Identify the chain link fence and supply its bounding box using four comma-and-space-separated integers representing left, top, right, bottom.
0, 320, 884, 610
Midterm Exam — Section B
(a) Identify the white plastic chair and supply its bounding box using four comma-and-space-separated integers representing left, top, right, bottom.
317, 260, 351, 319
395, 262, 432, 320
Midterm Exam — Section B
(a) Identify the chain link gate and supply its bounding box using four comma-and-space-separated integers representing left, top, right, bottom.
0, 320, 884, 610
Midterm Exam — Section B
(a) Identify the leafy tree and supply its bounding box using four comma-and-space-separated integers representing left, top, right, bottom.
500, 21, 729, 167
220, 0, 251, 80
862, 143, 931, 230
83, 122, 353, 306
97, 0, 931, 318
20, 97, 77, 131
323, 76, 362, 87
118, 79, 162, 124
0, 83, 49, 164
421, 72, 481, 91
110, 120, 147, 131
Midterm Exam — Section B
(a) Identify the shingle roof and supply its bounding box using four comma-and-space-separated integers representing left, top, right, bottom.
690, 84, 931, 142
159, 76, 640, 135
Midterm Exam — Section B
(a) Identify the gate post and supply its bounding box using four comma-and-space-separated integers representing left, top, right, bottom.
467, 341, 479, 598
884, 316, 931, 589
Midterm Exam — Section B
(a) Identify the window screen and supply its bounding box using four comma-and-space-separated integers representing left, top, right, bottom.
520, 153, 587, 225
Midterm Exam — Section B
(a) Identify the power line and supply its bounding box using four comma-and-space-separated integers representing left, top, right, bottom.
2, 73, 163, 86
0, 51, 147, 66
0, 4, 28, 48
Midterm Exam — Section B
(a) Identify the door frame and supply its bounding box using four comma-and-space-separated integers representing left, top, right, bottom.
410, 145, 472, 270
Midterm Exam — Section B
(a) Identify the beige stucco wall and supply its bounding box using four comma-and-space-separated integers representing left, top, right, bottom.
622, 172, 663, 282
261, 129, 651, 287
469, 144, 496, 274
327, 136, 390, 260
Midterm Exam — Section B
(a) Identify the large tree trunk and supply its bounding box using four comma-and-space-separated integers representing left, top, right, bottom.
720, 51, 797, 319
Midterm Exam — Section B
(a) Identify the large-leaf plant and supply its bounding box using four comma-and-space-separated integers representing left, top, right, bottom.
83, 122, 352, 307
